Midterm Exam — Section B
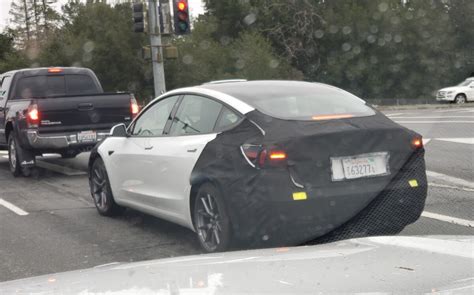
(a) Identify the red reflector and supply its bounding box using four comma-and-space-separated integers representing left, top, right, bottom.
269, 151, 287, 160
48, 67, 63, 73
178, 1, 186, 11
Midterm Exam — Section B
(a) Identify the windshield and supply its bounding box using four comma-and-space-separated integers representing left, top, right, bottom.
0, 0, 473, 291
458, 80, 473, 86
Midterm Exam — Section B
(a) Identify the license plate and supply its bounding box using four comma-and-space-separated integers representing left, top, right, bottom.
331, 152, 390, 181
77, 131, 97, 143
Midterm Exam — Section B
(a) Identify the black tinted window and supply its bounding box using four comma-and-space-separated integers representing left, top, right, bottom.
169, 95, 223, 136
66, 75, 98, 95
14, 74, 99, 99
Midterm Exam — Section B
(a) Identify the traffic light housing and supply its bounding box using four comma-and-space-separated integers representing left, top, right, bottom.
173, 0, 190, 35
132, 2, 146, 33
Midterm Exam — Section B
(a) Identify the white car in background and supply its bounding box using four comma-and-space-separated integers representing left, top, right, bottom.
436, 78, 474, 104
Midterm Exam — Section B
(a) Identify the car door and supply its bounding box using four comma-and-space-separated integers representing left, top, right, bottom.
0, 75, 12, 145
467, 81, 474, 101
107, 95, 180, 214
143, 95, 230, 226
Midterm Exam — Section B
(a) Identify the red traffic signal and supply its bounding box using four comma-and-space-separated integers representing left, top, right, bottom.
173, 0, 190, 35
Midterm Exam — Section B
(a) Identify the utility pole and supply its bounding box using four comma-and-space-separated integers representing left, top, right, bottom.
148, 0, 166, 96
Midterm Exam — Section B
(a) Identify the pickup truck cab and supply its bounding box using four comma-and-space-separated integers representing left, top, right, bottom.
436, 78, 474, 104
0, 67, 139, 176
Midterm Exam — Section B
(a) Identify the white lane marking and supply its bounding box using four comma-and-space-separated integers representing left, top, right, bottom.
423, 138, 431, 145
0, 199, 29, 216
36, 160, 87, 176
427, 170, 474, 189
429, 182, 474, 192
432, 109, 473, 113
394, 121, 474, 123
421, 211, 473, 228
385, 113, 405, 117
435, 138, 474, 145
391, 116, 474, 119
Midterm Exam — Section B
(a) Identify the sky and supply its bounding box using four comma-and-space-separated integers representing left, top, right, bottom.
0, 0, 204, 32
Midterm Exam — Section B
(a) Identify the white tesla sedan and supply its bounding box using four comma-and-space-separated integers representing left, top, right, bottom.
88, 80, 427, 253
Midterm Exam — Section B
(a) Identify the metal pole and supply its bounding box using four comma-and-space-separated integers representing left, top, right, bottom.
148, 0, 166, 97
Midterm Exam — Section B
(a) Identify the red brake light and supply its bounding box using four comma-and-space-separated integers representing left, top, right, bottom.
27, 104, 40, 127
412, 137, 423, 149
130, 97, 139, 118
48, 67, 63, 73
312, 114, 354, 121
269, 151, 287, 160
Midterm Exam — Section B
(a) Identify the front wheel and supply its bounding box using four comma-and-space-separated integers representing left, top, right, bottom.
193, 183, 232, 253
89, 157, 124, 216
454, 94, 467, 104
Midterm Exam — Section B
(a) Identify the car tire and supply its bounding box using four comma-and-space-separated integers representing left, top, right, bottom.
193, 182, 232, 253
8, 133, 22, 177
89, 157, 124, 216
454, 94, 466, 104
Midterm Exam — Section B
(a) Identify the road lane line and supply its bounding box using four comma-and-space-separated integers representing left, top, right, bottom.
435, 138, 474, 145
393, 121, 474, 123
427, 170, 474, 189
429, 182, 474, 192
385, 113, 405, 117
0, 199, 29, 216
421, 211, 473, 227
423, 138, 431, 145
391, 116, 474, 119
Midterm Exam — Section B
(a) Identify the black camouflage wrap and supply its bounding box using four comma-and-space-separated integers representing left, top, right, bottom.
191, 109, 427, 247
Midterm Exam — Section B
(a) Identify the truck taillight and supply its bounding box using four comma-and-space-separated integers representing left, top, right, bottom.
241, 144, 287, 168
27, 104, 40, 127
130, 97, 139, 118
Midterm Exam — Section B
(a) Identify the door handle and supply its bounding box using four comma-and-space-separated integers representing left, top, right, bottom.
77, 103, 94, 111
145, 146, 153, 150
187, 148, 197, 153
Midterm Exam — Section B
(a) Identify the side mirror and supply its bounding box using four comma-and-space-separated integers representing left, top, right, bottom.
110, 123, 128, 137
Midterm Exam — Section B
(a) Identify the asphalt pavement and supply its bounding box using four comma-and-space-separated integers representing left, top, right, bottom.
1, 106, 473, 282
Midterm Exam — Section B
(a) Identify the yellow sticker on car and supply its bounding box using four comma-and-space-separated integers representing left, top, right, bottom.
409, 179, 418, 187
292, 192, 307, 201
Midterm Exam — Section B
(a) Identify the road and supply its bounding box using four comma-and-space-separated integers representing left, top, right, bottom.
1, 106, 473, 282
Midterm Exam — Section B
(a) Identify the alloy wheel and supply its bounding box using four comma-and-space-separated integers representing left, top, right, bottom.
91, 164, 108, 211
195, 193, 222, 251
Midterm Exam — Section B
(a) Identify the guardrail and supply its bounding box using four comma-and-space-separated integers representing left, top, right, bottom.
364, 98, 440, 106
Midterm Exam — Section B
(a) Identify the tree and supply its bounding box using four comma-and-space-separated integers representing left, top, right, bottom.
8, 0, 33, 48
0, 31, 28, 73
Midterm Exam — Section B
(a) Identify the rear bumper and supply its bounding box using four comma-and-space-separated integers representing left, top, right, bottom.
24, 130, 110, 150
227, 149, 427, 246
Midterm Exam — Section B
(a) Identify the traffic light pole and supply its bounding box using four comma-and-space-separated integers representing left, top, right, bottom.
148, 0, 166, 97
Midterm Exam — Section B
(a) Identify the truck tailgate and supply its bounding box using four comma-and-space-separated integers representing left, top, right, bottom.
37, 93, 133, 133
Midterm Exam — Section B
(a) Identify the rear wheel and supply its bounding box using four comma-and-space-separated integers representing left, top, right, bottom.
193, 183, 232, 253
454, 94, 466, 104
90, 157, 124, 216
8, 132, 32, 177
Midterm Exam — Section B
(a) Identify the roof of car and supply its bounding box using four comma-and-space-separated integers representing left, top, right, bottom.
2, 67, 93, 77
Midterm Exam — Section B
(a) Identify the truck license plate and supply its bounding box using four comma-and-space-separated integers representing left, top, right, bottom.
331, 152, 390, 181
77, 131, 97, 143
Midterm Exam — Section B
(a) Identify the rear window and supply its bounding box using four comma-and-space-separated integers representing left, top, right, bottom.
14, 74, 99, 99
206, 82, 375, 120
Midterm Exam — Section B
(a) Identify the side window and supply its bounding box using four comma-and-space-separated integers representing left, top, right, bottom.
215, 107, 241, 131
131, 96, 179, 137
169, 95, 223, 136
0, 76, 12, 105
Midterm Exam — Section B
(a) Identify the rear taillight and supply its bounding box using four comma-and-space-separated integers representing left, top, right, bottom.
130, 97, 139, 118
411, 137, 423, 149
241, 144, 287, 168
26, 104, 40, 127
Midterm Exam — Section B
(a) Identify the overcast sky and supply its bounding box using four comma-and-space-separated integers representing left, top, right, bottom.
0, 0, 204, 32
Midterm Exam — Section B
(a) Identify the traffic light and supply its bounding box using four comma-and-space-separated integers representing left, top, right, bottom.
173, 0, 190, 35
132, 2, 146, 33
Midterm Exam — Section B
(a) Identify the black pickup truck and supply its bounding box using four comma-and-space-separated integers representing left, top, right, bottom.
0, 67, 139, 176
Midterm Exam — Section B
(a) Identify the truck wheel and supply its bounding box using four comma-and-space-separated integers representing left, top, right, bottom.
8, 132, 33, 177
454, 94, 466, 104
8, 133, 22, 177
